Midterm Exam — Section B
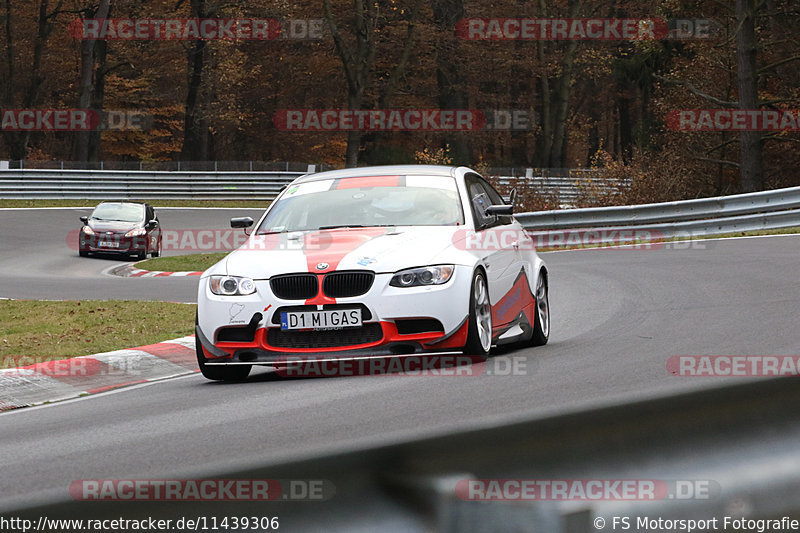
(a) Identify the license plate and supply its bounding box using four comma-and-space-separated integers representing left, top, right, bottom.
98, 240, 119, 248
280, 309, 362, 330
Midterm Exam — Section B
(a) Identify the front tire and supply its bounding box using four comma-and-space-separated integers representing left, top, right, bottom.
196, 331, 251, 381
463, 270, 492, 357
151, 237, 162, 258
529, 271, 550, 346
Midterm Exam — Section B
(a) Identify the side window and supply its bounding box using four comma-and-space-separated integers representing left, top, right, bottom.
465, 175, 492, 228
477, 177, 513, 226
145, 205, 154, 222
466, 173, 508, 228
479, 178, 504, 206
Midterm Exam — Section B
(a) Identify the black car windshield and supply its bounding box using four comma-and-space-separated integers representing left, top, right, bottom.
256, 175, 464, 233
90, 203, 144, 223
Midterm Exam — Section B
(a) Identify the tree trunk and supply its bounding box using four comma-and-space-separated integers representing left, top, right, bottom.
431, 0, 470, 165
87, 36, 109, 162
345, 91, 363, 167
74, 0, 111, 162
1, 0, 63, 161
534, 0, 578, 168
736, 0, 763, 191
323, 0, 376, 168
180, 0, 208, 162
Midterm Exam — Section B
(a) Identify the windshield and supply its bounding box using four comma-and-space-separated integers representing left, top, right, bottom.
90, 203, 144, 223
256, 175, 464, 233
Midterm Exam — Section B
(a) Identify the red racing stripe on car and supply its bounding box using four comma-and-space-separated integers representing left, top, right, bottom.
333, 175, 401, 189
491, 270, 535, 327
303, 228, 387, 273
303, 227, 387, 304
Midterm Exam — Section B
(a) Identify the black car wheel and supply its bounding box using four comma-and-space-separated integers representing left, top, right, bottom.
462, 269, 492, 357
151, 237, 162, 258
528, 271, 550, 346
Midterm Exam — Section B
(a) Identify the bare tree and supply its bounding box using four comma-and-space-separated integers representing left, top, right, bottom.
180, 0, 212, 161
1, 0, 66, 160
74, 0, 112, 162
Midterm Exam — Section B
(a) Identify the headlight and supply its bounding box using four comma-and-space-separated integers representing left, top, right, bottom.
81, 226, 95, 235
124, 228, 147, 237
209, 275, 257, 296
390, 265, 454, 287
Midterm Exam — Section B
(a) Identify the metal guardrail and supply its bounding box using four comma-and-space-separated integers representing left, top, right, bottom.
0, 168, 620, 201
3, 169, 800, 240
517, 184, 800, 241
0, 170, 303, 200
496, 173, 625, 202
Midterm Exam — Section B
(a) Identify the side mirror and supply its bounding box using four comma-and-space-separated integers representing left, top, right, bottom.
486, 204, 513, 216
231, 216, 254, 230
80, 216, 88, 224
145, 219, 158, 230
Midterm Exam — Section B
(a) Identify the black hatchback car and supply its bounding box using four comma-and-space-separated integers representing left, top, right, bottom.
79, 202, 162, 260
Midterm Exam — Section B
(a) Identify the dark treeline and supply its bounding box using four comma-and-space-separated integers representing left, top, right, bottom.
1, 0, 799, 199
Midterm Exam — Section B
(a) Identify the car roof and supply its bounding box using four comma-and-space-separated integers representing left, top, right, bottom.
95, 201, 146, 207
293, 165, 462, 184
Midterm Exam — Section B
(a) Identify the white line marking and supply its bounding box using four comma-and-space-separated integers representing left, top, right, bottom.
0, 373, 200, 416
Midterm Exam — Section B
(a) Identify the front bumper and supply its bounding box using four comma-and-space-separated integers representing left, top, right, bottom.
196, 268, 472, 364
80, 233, 148, 254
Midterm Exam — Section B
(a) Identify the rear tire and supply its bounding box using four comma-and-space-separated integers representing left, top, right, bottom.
529, 271, 549, 346
463, 270, 492, 357
196, 334, 251, 381
79, 250, 89, 257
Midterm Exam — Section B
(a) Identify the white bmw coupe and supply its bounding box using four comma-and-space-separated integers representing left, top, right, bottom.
195, 165, 549, 381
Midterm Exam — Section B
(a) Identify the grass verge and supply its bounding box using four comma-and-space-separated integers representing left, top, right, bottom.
0, 199, 269, 208
135, 253, 227, 272
0, 300, 196, 366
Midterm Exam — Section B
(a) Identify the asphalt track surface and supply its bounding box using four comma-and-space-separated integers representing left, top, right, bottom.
0, 207, 265, 302
2, 208, 800, 518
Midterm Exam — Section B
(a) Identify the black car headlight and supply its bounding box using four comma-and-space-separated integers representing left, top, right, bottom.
209, 275, 257, 296
390, 265, 454, 287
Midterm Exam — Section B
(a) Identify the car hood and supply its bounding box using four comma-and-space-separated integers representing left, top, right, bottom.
219, 226, 475, 279
88, 220, 141, 233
